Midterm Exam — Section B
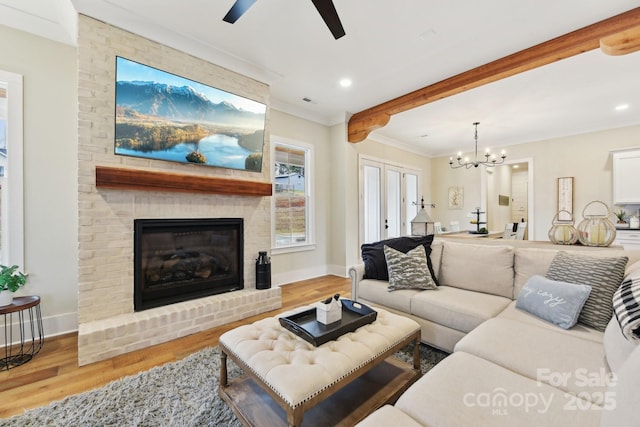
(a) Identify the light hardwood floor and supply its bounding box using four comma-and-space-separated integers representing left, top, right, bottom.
0, 275, 351, 419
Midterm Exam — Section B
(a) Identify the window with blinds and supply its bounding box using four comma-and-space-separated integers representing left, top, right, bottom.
273, 141, 312, 249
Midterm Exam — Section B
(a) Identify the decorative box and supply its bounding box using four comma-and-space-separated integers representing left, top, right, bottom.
316, 298, 342, 325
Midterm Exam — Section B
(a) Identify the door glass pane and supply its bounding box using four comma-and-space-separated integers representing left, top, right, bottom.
405, 173, 418, 235
386, 170, 401, 238
363, 165, 381, 243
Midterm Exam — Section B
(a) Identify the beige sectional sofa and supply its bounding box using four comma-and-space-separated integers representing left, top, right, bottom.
349, 238, 640, 426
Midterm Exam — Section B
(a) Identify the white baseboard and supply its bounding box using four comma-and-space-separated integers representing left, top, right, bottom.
273, 265, 328, 286
0, 311, 77, 346
327, 264, 349, 278
43, 312, 79, 337
272, 264, 349, 287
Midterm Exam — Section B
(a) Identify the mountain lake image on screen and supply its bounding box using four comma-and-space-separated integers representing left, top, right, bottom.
114, 56, 267, 172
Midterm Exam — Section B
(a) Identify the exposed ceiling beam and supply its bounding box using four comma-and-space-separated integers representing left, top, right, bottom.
600, 25, 640, 55
347, 7, 640, 143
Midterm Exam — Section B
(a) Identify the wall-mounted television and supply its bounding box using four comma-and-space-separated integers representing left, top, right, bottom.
114, 57, 267, 172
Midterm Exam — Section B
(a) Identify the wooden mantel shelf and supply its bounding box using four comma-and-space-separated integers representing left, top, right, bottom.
95, 166, 272, 196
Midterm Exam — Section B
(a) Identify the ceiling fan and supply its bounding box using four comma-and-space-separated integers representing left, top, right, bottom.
223, 0, 346, 39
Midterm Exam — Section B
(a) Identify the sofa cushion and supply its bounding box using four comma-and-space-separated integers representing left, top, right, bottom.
515, 275, 591, 329
545, 251, 628, 332
354, 404, 423, 427
429, 240, 443, 280
357, 279, 420, 313
384, 245, 437, 291
454, 318, 611, 404
361, 235, 438, 285
514, 248, 560, 298
600, 344, 640, 427
603, 317, 638, 374
439, 241, 515, 298
410, 285, 511, 333
497, 300, 604, 343
394, 351, 600, 427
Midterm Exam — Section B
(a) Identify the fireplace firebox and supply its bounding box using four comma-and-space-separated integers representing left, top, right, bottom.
134, 218, 243, 311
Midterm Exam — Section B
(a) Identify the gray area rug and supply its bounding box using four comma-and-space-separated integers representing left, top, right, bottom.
1, 343, 448, 427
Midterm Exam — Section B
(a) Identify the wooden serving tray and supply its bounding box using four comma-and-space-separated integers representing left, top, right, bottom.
278, 299, 377, 346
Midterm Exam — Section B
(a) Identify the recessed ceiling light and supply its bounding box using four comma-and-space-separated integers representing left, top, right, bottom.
339, 78, 352, 88
513, 165, 519, 169
615, 104, 630, 111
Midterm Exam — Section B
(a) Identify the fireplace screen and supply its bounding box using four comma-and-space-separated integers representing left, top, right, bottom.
134, 218, 243, 311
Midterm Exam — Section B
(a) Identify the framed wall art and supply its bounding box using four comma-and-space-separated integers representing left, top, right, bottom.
448, 186, 464, 210
557, 177, 574, 221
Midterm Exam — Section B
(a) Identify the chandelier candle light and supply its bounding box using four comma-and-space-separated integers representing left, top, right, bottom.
450, 122, 506, 169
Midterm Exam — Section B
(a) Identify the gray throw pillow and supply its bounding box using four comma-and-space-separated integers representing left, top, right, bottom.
545, 251, 628, 332
516, 275, 591, 329
384, 245, 437, 292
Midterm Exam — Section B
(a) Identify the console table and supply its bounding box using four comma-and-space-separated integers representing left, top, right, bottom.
1, 295, 44, 370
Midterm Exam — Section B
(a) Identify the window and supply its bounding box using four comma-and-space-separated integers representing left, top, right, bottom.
272, 138, 314, 252
0, 70, 24, 267
359, 156, 422, 245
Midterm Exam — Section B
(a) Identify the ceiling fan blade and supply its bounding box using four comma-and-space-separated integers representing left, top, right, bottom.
223, 0, 258, 24
310, 0, 346, 39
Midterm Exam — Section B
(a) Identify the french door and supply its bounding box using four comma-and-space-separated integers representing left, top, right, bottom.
359, 157, 422, 245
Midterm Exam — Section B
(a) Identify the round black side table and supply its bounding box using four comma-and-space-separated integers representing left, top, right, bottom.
0, 295, 44, 370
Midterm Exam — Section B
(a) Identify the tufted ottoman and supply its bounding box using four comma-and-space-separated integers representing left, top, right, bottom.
219, 306, 421, 427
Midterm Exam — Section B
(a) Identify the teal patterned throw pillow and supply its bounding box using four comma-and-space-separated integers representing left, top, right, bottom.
384, 245, 438, 292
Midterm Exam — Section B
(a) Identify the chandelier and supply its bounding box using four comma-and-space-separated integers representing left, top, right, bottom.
449, 122, 506, 169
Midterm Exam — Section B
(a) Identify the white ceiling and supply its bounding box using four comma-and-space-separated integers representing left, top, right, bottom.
2, 0, 639, 157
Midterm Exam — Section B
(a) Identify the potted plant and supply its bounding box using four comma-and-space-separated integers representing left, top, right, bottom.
0, 264, 27, 306
614, 208, 628, 227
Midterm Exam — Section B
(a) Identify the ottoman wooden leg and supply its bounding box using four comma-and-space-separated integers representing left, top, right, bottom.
220, 349, 228, 387
287, 405, 304, 427
412, 335, 421, 371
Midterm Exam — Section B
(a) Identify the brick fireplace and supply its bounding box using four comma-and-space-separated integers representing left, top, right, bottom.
76, 16, 281, 366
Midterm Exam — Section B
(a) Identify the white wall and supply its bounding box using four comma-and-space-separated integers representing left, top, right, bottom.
0, 25, 78, 334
